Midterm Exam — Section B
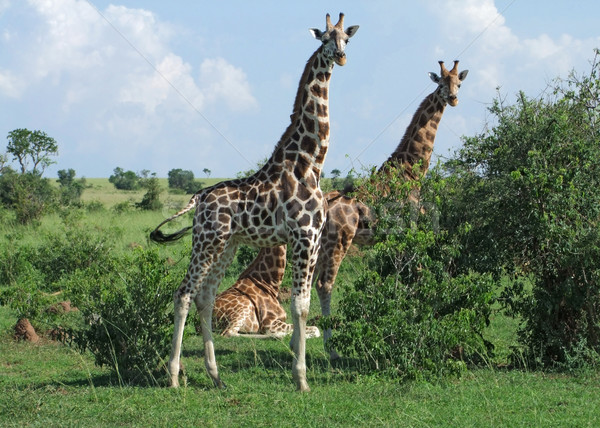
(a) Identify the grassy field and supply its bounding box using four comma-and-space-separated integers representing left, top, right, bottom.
1, 180, 600, 426
80, 177, 226, 208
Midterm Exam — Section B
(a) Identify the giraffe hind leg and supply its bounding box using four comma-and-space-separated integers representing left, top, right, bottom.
193, 243, 238, 388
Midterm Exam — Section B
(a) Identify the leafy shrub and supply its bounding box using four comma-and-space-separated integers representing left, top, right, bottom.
136, 173, 162, 211
67, 248, 177, 384
448, 52, 600, 368
167, 168, 201, 193
85, 200, 105, 212
322, 167, 494, 381
109, 167, 140, 190
112, 200, 133, 213
57, 168, 86, 206
0, 217, 114, 328
0, 169, 57, 224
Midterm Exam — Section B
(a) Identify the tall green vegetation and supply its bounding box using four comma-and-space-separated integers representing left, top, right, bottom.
67, 248, 178, 384
136, 171, 163, 211
446, 50, 600, 368
167, 168, 202, 193
0, 128, 61, 224
57, 168, 86, 206
6, 128, 58, 175
109, 167, 141, 190
323, 166, 494, 380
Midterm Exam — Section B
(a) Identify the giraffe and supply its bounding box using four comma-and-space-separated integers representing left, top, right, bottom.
150, 13, 358, 392
315, 60, 469, 358
212, 245, 320, 338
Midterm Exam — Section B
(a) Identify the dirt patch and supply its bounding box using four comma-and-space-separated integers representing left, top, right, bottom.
14, 318, 40, 343
46, 300, 78, 314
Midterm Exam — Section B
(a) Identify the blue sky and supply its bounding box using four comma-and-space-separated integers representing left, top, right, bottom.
1, 0, 599, 179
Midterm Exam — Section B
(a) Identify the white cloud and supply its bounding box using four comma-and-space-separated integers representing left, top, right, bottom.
199, 58, 258, 112
2, 0, 255, 118
427, 0, 600, 102
0, 69, 23, 98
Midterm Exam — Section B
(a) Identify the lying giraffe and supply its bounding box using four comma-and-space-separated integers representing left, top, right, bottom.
215, 61, 468, 357
150, 13, 358, 392
212, 245, 320, 338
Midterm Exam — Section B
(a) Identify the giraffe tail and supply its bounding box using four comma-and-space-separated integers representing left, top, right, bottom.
149, 194, 198, 243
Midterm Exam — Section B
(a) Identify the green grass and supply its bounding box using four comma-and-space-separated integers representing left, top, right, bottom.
80, 177, 226, 208
1, 301, 599, 427
2, 180, 600, 426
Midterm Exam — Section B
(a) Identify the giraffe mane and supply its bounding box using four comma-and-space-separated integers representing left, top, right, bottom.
268, 47, 322, 161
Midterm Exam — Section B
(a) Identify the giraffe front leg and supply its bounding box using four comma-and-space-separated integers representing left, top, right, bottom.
315, 229, 353, 360
290, 240, 319, 392
169, 291, 192, 388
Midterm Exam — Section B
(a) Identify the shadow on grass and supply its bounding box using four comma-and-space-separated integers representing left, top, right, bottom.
180, 344, 368, 387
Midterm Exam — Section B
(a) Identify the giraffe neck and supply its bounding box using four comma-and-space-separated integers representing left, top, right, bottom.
266, 46, 334, 184
238, 246, 287, 296
380, 89, 446, 177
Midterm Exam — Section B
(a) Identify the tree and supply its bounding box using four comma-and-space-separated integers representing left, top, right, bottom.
167, 168, 198, 193
203, 168, 211, 178
57, 168, 86, 206
0, 169, 57, 224
109, 167, 140, 190
6, 129, 58, 175
136, 171, 162, 211
446, 51, 600, 367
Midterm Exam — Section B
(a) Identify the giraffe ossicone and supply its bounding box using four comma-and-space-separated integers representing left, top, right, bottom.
150, 13, 358, 392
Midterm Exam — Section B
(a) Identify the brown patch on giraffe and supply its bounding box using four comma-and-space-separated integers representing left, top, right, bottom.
316, 104, 328, 117
300, 135, 317, 154
315, 146, 327, 165
294, 156, 311, 180
310, 84, 323, 98
318, 121, 330, 141
303, 116, 315, 134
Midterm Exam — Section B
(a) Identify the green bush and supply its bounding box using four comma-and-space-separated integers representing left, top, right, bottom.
167, 168, 202, 193
447, 51, 600, 368
67, 248, 177, 384
0, 169, 57, 224
57, 168, 86, 206
0, 221, 115, 328
322, 168, 494, 381
109, 167, 140, 190
136, 173, 162, 211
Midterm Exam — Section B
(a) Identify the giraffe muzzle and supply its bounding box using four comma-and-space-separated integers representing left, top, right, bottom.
334, 51, 346, 66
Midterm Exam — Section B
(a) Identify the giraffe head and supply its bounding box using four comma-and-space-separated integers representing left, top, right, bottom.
309, 13, 359, 66
428, 60, 469, 107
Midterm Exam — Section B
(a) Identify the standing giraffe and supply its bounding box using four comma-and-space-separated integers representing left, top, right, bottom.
208, 61, 469, 360
315, 60, 469, 358
150, 13, 358, 392
212, 245, 320, 338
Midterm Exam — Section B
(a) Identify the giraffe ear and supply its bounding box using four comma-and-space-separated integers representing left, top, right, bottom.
309, 28, 324, 40
459, 70, 469, 81
345, 25, 359, 38
429, 72, 440, 84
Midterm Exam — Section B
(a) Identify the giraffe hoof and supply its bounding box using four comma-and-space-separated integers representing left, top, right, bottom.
296, 382, 311, 393
213, 378, 227, 389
